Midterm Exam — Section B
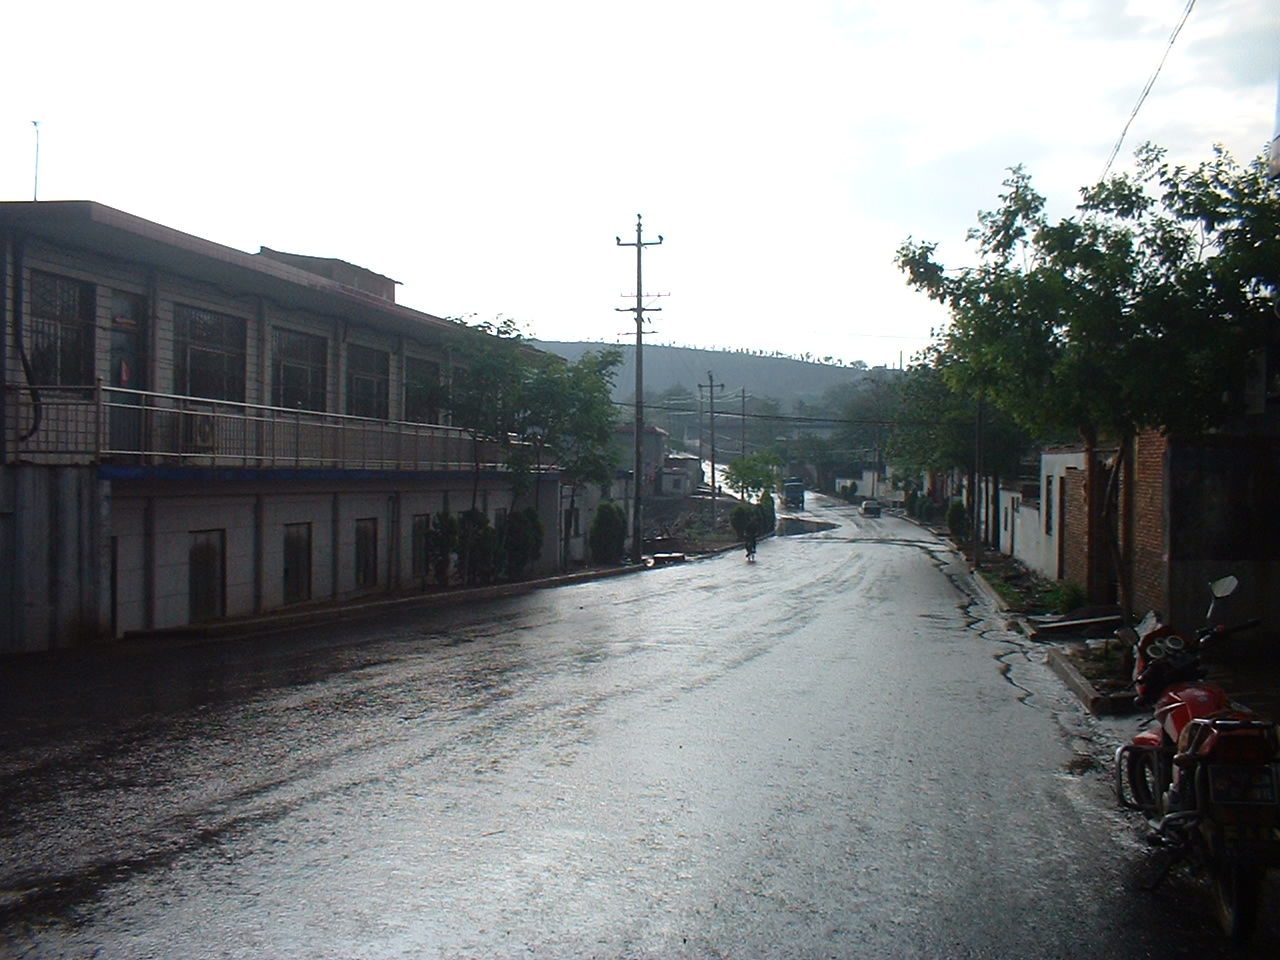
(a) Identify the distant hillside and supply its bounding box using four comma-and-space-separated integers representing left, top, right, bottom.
532, 341, 876, 408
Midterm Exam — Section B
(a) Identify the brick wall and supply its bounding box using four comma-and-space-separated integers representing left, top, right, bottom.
1129, 430, 1168, 617
1061, 466, 1088, 589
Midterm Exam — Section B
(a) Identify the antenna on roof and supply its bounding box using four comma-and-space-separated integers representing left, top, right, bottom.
31, 121, 40, 201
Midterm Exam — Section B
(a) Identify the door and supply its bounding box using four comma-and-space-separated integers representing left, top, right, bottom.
108, 291, 147, 455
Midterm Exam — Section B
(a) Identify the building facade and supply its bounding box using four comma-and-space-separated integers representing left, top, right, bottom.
1, 202, 560, 653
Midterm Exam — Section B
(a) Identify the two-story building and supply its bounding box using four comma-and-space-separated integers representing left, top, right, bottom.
1, 201, 563, 653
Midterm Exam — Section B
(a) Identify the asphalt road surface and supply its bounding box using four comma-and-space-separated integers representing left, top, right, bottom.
2, 496, 1277, 958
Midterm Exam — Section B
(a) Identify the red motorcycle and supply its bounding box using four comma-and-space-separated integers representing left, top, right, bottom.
1114, 575, 1278, 941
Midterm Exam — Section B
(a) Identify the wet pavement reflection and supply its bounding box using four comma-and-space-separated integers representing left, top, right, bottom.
2, 504, 1277, 958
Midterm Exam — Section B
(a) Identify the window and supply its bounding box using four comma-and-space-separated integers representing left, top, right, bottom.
283, 522, 312, 604
346, 344, 389, 419
1045, 475, 1054, 535
355, 517, 378, 588
273, 328, 327, 411
404, 356, 442, 423
174, 304, 246, 401
189, 529, 226, 622
30, 270, 95, 386
412, 513, 430, 578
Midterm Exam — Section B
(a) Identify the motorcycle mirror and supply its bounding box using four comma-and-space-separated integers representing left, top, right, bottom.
1209, 575, 1239, 599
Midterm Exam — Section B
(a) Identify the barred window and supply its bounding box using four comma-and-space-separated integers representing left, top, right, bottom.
404, 355, 442, 423
30, 270, 95, 386
273, 328, 327, 411
174, 304, 246, 401
346, 344, 389, 419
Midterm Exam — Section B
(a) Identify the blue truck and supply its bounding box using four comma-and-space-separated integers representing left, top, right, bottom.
783, 477, 805, 510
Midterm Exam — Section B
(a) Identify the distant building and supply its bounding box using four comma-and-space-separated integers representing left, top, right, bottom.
1, 201, 561, 652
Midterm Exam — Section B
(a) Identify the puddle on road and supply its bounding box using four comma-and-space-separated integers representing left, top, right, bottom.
775, 517, 838, 536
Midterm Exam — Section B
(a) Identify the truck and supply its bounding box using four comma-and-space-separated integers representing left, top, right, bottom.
783, 477, 805, 510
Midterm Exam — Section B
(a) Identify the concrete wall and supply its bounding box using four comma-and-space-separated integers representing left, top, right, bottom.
1, 465, 110, 652
1004, 450, 1084, 581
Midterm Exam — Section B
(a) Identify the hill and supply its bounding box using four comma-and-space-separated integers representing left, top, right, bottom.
532, 340, 877, 408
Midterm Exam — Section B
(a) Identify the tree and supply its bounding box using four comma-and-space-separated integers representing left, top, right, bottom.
521, 349, 622, 569
447, 322, 529, 511
897, 144, 1280, 606
589, 501, 628, 564
723, 450, 783, 501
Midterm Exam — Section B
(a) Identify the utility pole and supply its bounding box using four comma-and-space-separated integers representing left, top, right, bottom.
700, 371, 725, 528
616, 214, 663, 562
740, 387, 747, 458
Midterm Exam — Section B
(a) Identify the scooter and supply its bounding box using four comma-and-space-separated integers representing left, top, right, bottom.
1114, 575, 1277, 941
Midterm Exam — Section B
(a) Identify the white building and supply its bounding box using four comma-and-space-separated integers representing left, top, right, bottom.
1, 201, 567, 652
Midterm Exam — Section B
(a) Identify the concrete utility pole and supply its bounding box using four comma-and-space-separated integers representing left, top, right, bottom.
616, 215, 663, 562
700, 371, 725, 528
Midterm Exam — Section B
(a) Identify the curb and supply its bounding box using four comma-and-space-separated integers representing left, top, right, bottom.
1046, 648, 1137, 716
118, 564, 649, 646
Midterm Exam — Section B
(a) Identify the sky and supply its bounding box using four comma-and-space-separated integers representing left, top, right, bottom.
3, 0, 1277, 370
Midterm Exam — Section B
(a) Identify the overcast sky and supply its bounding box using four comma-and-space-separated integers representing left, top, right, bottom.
3, 0, 1277, 369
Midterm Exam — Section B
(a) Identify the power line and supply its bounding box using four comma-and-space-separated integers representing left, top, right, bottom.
1100, 0, 1196, 181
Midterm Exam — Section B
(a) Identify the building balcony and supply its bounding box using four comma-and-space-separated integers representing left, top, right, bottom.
5, 384, 510, 474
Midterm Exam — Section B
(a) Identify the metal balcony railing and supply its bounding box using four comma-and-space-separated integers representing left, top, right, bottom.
5, 383, 510, 473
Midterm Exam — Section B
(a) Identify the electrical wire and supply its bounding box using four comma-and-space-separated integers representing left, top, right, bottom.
1099, 0, 1197, 181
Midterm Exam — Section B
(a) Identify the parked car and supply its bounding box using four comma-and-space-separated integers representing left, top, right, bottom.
859, 499, 881, 517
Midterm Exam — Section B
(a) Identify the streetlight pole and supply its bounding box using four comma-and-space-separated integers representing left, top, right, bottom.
616, 215, 662, 562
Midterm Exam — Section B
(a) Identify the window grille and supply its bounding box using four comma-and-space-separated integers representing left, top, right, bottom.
346, 344, 389, 419
273, 328, 328, 411
175, 304, 246, 401
30, 270, 94, 386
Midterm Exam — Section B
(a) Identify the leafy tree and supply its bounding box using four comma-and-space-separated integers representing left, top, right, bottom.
897, 144, 1280, 605
834, 369, 903, 462
723, 450, 783, 501
520, 349, 622, 569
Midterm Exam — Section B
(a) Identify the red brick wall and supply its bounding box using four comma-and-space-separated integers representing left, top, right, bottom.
1129, 430, 1168, 618
1062, 466, 1089, 589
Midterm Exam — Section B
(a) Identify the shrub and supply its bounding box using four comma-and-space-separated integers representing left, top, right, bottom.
504, 507, 544, 580
1049, 580, 1087, 615
458, 509, 501, 585
589, 501, 628, 564
429, 509, 458, 586
758, 490, 776, 532
947, 500, 969, 540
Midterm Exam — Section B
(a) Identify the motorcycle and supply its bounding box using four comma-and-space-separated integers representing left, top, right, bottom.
1114, 575, 1278, 941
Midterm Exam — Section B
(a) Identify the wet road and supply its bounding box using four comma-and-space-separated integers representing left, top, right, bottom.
2, 499, 1277, 958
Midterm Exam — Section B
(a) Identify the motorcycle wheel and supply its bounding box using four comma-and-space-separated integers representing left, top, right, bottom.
1126, 749, 1166, 819
1212, 861, 1262, 942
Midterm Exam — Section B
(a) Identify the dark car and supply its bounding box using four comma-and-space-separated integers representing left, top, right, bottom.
859, 499, 881, 517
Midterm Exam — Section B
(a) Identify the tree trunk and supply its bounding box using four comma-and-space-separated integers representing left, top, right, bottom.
562, 485, 577, 572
